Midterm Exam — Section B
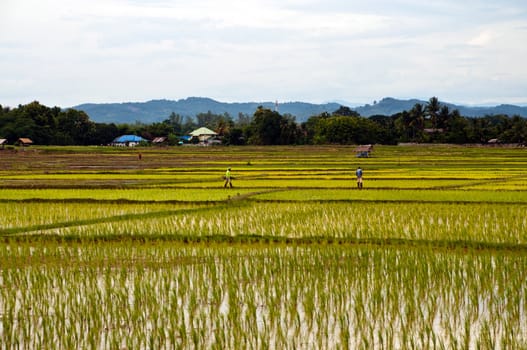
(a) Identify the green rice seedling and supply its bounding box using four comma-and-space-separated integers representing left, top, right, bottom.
0, 188, 255, 202
18, 201, 526, 248
1, 145, 526, 348
252, 188, 527, 203
0, 202, 197, 230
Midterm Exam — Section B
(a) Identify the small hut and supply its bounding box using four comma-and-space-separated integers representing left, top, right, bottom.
0, 139, 7, 149
487, 138, 500, 145
354, 144, 373, 158
17, 138, 33, 147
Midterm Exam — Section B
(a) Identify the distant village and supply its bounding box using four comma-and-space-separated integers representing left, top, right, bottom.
110, 127, 221, 147
1, 99, 526, 148
0, 127, 221, 149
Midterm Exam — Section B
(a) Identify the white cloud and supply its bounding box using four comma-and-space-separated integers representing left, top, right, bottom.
1, 0, 526, 107
468, 30, 496, 47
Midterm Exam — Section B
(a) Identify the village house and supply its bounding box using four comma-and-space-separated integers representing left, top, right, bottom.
189, 127, 220, 145
111, 135, 148, 147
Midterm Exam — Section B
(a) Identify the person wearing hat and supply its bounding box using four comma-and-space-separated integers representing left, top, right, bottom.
224, 167, 233, 188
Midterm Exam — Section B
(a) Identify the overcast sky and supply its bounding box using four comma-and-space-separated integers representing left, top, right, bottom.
1, 0, 526, 108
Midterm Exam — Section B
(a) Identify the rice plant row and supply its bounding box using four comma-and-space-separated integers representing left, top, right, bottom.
1, 244, 525, 349
10, 202, 525, 248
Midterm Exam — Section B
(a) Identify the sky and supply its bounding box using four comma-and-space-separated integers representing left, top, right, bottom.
1, 0, 527, 108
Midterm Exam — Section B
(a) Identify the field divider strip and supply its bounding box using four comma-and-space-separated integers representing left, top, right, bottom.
249, 198, 527, 205
429, 174, 527, 190
0, 189, 284, 204
4, 233, 527, 254
0, 199, 230, 205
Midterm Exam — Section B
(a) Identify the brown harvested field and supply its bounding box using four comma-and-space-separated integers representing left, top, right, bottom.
0, 145, 352, 172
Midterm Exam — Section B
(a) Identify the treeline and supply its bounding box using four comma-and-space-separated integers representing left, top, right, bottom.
1, 98, 526, 146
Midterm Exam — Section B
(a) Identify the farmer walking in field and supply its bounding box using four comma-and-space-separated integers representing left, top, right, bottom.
356, 166, 363, 189
224, 167, 233, 188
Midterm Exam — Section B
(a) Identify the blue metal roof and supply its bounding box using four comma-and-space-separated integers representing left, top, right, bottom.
113, 135, 148, 143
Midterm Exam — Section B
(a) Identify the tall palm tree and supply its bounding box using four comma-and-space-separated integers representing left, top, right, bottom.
438, 105, 450, 130
409, 103, 425, 141
425, 97, 441, 129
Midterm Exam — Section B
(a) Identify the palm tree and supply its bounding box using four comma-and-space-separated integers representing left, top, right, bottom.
425, 97, 441, 129
438, 105, 450, 130
409, 103, 425, 141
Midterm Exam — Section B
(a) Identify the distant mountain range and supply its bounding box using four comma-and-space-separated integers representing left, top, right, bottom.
354, 98, 527, 119
73, 97, 341, 124
72, 97, 527, 124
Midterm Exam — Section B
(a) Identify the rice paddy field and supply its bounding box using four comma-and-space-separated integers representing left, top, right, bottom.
1, 144, 526, 349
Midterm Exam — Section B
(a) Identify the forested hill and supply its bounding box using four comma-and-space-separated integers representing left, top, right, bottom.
72, 97, 527, 124
73, 98, 341, 124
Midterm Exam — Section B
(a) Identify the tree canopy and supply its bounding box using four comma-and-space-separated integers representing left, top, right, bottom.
1, 98, 525, 146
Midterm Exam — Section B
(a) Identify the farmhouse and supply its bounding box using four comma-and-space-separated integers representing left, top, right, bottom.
111, 135, 148, 147
189, 127, 219, 144
354, 144, 373, 157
